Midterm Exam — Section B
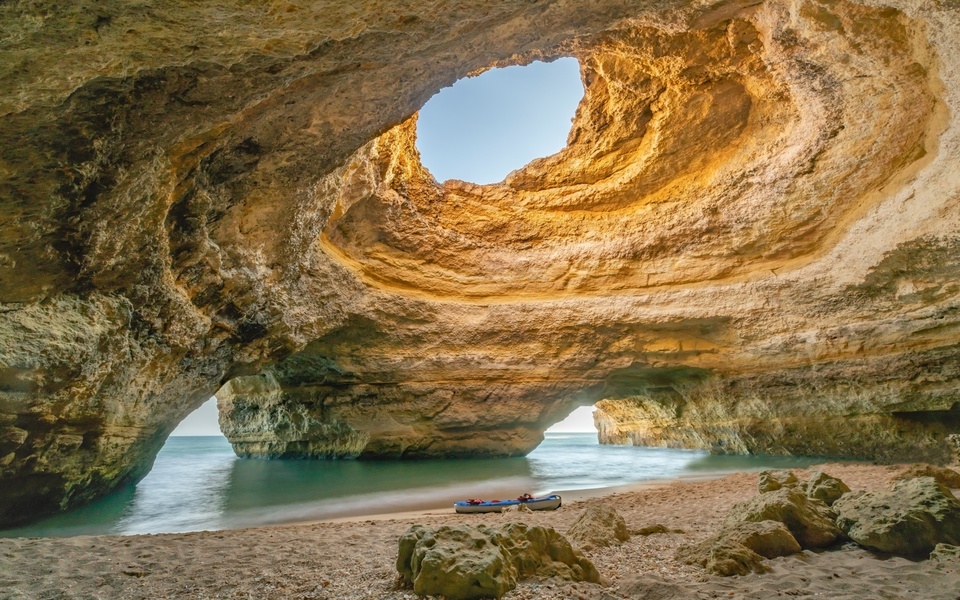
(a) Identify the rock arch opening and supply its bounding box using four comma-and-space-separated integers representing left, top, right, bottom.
170, 397, 224, 438
545, 405, 598, 434
415, 58, 583, 185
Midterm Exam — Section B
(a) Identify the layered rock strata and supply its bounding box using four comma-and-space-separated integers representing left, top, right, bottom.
594, 343, 960, 461
1, 0, 959, 526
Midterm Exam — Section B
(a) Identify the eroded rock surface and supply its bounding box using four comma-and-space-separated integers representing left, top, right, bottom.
892, 464, 960, 489
758, 469, 850, 506
805, 471, 851, 507
931, 543, 960, 562
678, 520, 801, 576
2, 0, 960, 525
566, 503, 630, 550
726, 487, 845, 550
396, 523, 600, 599
834, 477, 960, 557
680, 470, 847, 575
757, 470, 800, 494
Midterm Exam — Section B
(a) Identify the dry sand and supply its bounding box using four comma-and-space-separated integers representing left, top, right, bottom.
1, 463, 958, 599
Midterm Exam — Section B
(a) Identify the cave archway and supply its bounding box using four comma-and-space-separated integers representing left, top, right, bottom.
1, 0, 957, 530
545, 405, 598, 434
170, 398, 224, 437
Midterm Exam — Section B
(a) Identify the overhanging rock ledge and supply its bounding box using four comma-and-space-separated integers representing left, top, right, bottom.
1, 0, 958, 526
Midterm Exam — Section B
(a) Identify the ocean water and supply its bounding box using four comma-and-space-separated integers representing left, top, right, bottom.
1, 433, 823, 538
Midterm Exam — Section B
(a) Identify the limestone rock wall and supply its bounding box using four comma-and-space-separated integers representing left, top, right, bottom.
595, 343, 960, 462
1, 0, 960, 526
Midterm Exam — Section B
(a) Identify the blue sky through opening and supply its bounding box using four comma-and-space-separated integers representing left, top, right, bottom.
416, 57, 583, 184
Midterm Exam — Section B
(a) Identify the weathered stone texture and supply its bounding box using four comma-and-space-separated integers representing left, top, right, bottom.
834, 477, 960, 557
396, 523, 600, 599
566, 503, 630, 550
679, 470, 848, 575
2, 0, 960, 525
892, 464, 960, 488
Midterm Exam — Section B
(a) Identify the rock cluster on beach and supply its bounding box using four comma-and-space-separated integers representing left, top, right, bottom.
391, 467, 960, 597
2, 0, 960, 526
678, 470, 847, 575
679, 468, 960, 575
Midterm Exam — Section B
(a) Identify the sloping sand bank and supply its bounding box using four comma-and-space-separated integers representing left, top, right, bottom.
1, 464, 958, 599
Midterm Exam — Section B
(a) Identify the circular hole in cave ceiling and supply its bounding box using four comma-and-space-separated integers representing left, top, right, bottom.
415, 57, 583, 185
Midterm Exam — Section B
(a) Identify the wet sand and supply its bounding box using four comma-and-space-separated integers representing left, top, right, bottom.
1, 463, 958, 599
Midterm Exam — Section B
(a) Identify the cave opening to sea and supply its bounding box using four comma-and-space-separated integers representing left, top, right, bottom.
415, 57, 583, 185
545, 404, 598, 435
171, 397, 223, 438
3, 396, 822, 538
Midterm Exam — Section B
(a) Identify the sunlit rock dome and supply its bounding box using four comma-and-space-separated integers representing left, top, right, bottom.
1, 0, 959, 527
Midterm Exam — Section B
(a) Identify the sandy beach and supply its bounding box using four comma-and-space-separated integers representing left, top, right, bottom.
2, 463, 958, 599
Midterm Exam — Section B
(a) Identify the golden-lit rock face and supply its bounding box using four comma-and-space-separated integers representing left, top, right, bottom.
1, 0, 959, 526
327, 9, 936, 299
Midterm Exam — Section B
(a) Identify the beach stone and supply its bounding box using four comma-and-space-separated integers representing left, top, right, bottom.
678, 520, 800, 576
725, 488, 844, 549
397, 523, 600, 599
804, 471, 851, 506
834, 477, 960, 557
758, 470, 800, 493
758, 469, 850, 506
567, 503, 630, 550
677, 539, 770, 577
724, 520, 803, 560
892, 464, 960, 488
680, 477, 844, 576
635, 524, 684, 536
930, 544, 960, 562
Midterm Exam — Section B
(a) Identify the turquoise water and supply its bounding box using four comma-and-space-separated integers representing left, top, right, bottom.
1, 433, 823, 538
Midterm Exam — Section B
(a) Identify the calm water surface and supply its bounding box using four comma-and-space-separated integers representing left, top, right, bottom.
2, 433, 823, 537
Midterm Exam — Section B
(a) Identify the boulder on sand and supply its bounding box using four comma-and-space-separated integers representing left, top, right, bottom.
680, 472, 846, 576
758, 470, 799, 493
804, 471, 851, 506
397, 523, 600, 599
677, 539, 771, 577
892, 464, 960, 489
834, 477, 960, 558
757, 469, 850, 506
677, 520, 801, 576
567, 503, 630, 550
724, 487, 845, 549
727, 520, 804, 559
635, 523, 684, 536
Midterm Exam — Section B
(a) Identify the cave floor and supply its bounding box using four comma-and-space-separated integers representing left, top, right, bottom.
1, 463, 958, 599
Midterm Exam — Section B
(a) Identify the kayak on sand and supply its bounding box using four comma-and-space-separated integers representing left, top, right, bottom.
454, 493, 562, 514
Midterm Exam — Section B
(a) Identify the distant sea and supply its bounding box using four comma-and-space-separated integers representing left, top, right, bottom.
1, 433, 823, 538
